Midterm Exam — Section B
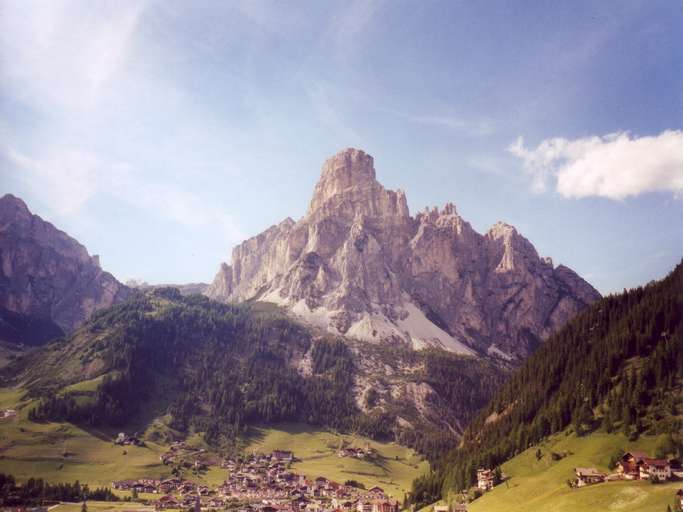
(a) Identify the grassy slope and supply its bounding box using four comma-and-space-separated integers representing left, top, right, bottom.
52, 502, 154, 512
0, 389, 428, 499
466, 431, 680, 512
0, 388, 172, 486
245, 423, 429, 499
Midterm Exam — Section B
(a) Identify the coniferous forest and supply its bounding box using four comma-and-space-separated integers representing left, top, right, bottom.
4, 288, 502, 462
0, 473, 119, 505
407, 260, 683, 508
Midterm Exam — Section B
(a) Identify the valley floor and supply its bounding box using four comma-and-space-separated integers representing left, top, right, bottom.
466, 431, 680, 512
246, 424, 428, 499
51, 502, 154, 512
0, 388, 427, 500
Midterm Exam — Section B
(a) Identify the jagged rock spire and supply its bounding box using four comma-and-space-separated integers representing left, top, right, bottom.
207, 149, 600, 359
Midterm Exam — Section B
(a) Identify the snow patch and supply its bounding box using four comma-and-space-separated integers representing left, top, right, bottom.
397, 301, 475, 355
260, 291, 476, 356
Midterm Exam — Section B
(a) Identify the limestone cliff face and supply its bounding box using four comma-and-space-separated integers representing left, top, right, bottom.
0, 194, 130, 334
207, 148, 600, 359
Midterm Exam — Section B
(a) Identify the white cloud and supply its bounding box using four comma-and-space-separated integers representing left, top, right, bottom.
509, 130, 683, 199
4, 146, 244, 243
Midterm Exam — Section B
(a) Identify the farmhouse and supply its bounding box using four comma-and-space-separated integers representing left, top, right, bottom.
338, 447, 368, 459
367, 486, 385, 498
476, 469, 494, 491
617, 451, 673, 481
114, 432, 144, 446
574, 468, 606, 487
154, 495, 180, 509
371, 499, 400, 512
638, 458, 671, 481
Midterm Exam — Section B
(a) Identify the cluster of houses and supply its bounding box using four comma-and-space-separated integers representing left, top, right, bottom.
574, 450, 683, 487
337, 446, 374, 460
615, 451, 681, 481
113, 451, 400, 512
114, 432, 145, 447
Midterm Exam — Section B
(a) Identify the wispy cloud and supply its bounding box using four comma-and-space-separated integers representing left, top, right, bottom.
323, 0, 384, 62
509, 130, 683, 199
4, 145, 244, 243
0, 1, 146, 112
394, 112, 497, 137
0, 1, 246, 245
328, 0, 384, 45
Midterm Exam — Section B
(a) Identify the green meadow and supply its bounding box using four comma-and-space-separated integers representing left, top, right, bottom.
244, 423, 429, 499
0, 388, 428, 500
465, 431, 680, 512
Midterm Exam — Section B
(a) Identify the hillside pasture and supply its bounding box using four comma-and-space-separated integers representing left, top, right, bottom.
245, 423, 429, 499
467, 431, 680, 512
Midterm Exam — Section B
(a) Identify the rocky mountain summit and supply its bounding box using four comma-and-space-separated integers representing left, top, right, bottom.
207, 148, 600, 359
0, 194, 130, 337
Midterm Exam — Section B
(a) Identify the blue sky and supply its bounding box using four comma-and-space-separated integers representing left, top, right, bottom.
1, 0, 682, 294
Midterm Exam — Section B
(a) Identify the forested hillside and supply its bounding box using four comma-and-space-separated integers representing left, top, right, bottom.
408, 260, 683, 507
4, 288, 366, 445
1, 288, 503, 461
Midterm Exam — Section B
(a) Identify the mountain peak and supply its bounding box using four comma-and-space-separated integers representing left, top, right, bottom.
307, 148, 408, 220
0, 194, 130, 333
208, 150, 600, 359
321, 147, 376, 184
487, 221, 518, 239
0, 193, 31, 221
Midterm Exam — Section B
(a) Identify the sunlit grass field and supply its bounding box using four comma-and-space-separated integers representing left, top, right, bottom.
0, 388, 428, 500
466, 431, 679, 512
244, 423, 429, 498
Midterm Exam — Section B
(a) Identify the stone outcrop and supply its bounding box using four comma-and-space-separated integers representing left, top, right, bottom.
206, 148, 601, 359
0, 194, 130, 334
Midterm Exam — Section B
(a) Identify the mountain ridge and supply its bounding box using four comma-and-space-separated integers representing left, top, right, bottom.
3, 288, 505, 462
207, 148, 600, 359
0, 193, 130, 338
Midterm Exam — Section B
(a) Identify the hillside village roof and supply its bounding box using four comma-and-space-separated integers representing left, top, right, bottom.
624, 451, 650, 461
642, 458, 669, 468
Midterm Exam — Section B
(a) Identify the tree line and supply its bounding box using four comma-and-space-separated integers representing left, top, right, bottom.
407, 260, 683, 508
0, 473, 118, 506
23, 290, 392, 446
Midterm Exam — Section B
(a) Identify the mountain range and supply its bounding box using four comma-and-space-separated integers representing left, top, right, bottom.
207, 148, 600, 359
0, 148, 604, 456
0, 149, 680, 512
